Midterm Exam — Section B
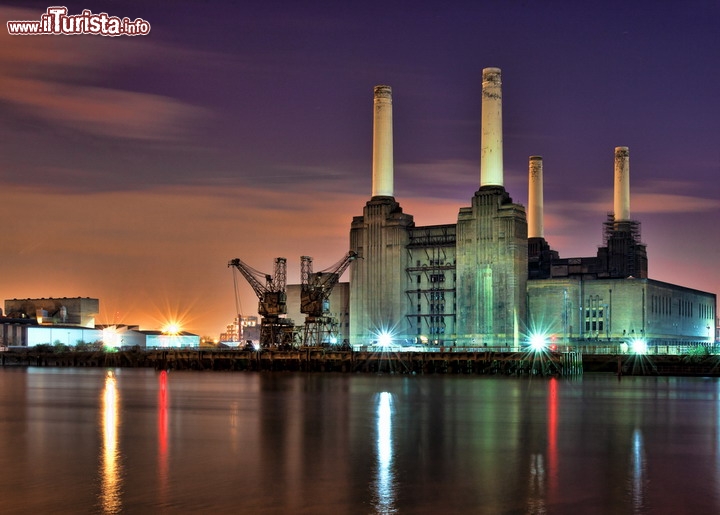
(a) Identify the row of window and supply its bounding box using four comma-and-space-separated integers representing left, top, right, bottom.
585, 321, 605, 332
415, 274, 456, 283
650, 295, 714, 319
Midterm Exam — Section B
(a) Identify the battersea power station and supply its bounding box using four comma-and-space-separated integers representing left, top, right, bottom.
347, 67, 716, 349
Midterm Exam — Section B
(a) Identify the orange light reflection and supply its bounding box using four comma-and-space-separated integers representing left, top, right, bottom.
158, 371, 169, 503
100, 370, 122, 513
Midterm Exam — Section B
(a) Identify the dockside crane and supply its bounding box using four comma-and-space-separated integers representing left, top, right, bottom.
228, 257, 295, 348
300, 251, 357, 347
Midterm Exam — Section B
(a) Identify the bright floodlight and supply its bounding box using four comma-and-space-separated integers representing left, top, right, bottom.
631, 338, 647, 355
163, 323, 181, 335
529, 333, 547, 351
377, 331, 393, 347
102, 327, 122, 349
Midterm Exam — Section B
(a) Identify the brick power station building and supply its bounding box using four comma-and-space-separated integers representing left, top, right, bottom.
348, 68, 715, 348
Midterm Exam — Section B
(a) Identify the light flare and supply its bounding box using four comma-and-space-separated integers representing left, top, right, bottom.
631, 338, 647, 355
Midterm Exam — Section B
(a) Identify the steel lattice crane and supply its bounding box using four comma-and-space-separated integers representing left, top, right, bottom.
228, 257, 295, 348
300, 251, 357, 347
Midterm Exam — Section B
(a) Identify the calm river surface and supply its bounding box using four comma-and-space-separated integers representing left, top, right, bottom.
1, 367, 720, 514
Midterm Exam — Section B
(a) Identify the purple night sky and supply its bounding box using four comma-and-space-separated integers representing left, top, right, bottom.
1, 1, 718, 337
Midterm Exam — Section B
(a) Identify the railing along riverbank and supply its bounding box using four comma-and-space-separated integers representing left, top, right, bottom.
3, 346, 720, 377
1, 347, 582, 377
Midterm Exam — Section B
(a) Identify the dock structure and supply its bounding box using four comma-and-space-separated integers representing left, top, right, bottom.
1, 348, 582, 377
5, 348, 720, 376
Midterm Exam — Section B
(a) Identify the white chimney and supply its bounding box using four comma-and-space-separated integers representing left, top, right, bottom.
372, 85, 393, 197
614, 146, 630, 221
480, 67, 503, 187
528, 156, 544, 238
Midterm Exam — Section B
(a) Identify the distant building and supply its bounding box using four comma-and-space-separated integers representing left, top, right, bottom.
1, 296, 201, 348
219, 315, 260, 346
4, 297, 99, 328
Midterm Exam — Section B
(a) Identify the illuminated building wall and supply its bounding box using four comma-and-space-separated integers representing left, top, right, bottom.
527, 277, 715, 344
455, 187, 527, 347
144, 331, 200, 348
350, 197, 414, 343
26, 326, 102, 347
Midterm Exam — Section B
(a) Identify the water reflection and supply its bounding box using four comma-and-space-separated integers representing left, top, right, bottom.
629, 428, 646, 512
158, 371, 169, 504
546, 378, 558, 501
526, 379, 559, 514
373, 391, 397, 514
527, 453, 546, 513
99, 370, 122, 514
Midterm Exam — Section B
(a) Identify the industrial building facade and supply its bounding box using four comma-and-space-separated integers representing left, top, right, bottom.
348, 68, 716, 348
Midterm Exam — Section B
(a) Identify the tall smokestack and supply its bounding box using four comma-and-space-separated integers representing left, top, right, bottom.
528, 156, 544, 238
613, 146, 630, 221
372, 85, 393, 197
480, 67, 503, 187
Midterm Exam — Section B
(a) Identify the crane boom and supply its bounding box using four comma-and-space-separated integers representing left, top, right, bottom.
300, 251, 357, 317
228, 257, 288, 317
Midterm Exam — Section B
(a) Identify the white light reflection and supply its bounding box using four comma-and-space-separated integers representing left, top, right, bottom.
629, 428, 646, 512
527, 453, 546, 514
373, 392, 397, 514
100, 370, 122, 514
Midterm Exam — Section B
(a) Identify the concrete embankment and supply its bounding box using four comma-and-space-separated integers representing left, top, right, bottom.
3, 348, 717, 376
2, 348, 581, 376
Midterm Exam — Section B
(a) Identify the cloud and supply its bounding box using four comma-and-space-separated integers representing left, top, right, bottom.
0, 75, 206, 141
553, 180, 720, 217
395, 159, 478, 200
630, 192, 720, 213
0, 7, 207, 141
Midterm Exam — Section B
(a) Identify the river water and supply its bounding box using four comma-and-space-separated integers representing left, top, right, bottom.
1, 367, 719, 514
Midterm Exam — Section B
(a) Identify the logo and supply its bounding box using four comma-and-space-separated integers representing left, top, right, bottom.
7, 6, 151, 36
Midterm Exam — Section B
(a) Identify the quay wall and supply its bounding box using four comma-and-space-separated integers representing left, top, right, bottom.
1, 348, 581, 376
3, 349, 718, 376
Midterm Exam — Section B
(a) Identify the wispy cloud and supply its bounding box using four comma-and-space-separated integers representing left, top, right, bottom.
0, 7, 207, 141
396, 159, 478, 200
553, 179, 720, 217
0, 75, 206, 141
